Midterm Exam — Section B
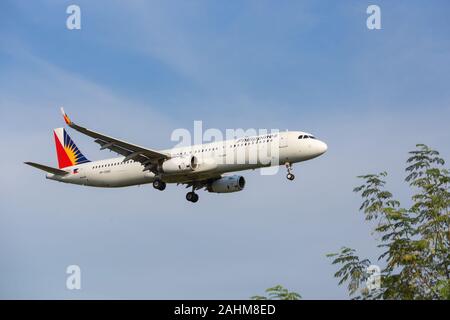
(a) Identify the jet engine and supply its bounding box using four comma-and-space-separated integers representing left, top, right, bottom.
207, 175, 246, 193
160, 155, 198, 174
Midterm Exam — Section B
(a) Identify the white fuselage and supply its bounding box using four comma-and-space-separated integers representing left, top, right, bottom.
47, 131, 327, 187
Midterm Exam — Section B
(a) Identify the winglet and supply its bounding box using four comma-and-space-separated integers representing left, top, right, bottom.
60, 107, 72, 125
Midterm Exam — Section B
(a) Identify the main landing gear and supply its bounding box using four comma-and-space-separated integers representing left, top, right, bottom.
186, 191, 199, 203
186, 185, 199, 203
285, 162, 295, 181
153, 178, 199, 203
153, 179, 166, 191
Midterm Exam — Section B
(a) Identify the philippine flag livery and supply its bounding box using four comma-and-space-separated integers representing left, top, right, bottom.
53, 128, 90, 169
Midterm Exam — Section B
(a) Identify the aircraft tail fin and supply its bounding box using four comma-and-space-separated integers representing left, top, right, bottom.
53, 127, 90, 169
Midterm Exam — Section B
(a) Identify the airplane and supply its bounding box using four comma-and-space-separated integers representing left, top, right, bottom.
25, 109, 328, 203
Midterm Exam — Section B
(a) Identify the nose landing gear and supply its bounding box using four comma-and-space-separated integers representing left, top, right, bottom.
285, 162, 295, 181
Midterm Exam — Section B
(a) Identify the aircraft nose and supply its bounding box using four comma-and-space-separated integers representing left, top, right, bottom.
318, 140, 328, 155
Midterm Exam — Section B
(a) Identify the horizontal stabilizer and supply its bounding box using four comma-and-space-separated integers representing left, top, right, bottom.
24, 162, 69, 176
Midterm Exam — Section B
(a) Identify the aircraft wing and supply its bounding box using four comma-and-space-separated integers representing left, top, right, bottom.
179, 175, 222, 191
60, 108, 170, 167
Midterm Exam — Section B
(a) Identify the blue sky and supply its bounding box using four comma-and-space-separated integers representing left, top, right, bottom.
0, 0, 449, 299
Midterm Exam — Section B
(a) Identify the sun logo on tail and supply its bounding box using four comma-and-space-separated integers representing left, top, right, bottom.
54, 128, 90, 168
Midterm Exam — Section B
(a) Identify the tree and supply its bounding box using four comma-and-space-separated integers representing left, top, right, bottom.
251, 285, 301, 300
328, 144, 450, 299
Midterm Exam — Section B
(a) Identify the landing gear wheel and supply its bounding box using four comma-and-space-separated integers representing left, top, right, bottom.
153, 179, 166, 190
186, 192, 199, 203
285, 162, 295, 181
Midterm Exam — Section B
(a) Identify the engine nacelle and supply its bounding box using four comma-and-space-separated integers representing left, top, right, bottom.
161, 156, 198, 174
208, 175, 246, 193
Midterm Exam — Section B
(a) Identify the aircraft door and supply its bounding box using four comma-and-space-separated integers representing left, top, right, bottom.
279, 133, 288, 148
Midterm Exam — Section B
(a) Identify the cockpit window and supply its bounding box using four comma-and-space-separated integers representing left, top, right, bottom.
298, 134, 317, 139
299, 135, 317, 139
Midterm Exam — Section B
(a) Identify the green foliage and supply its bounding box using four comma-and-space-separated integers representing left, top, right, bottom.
328, 144, 450, 299
326, 248, 371, 296
251, 285, 301, 300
